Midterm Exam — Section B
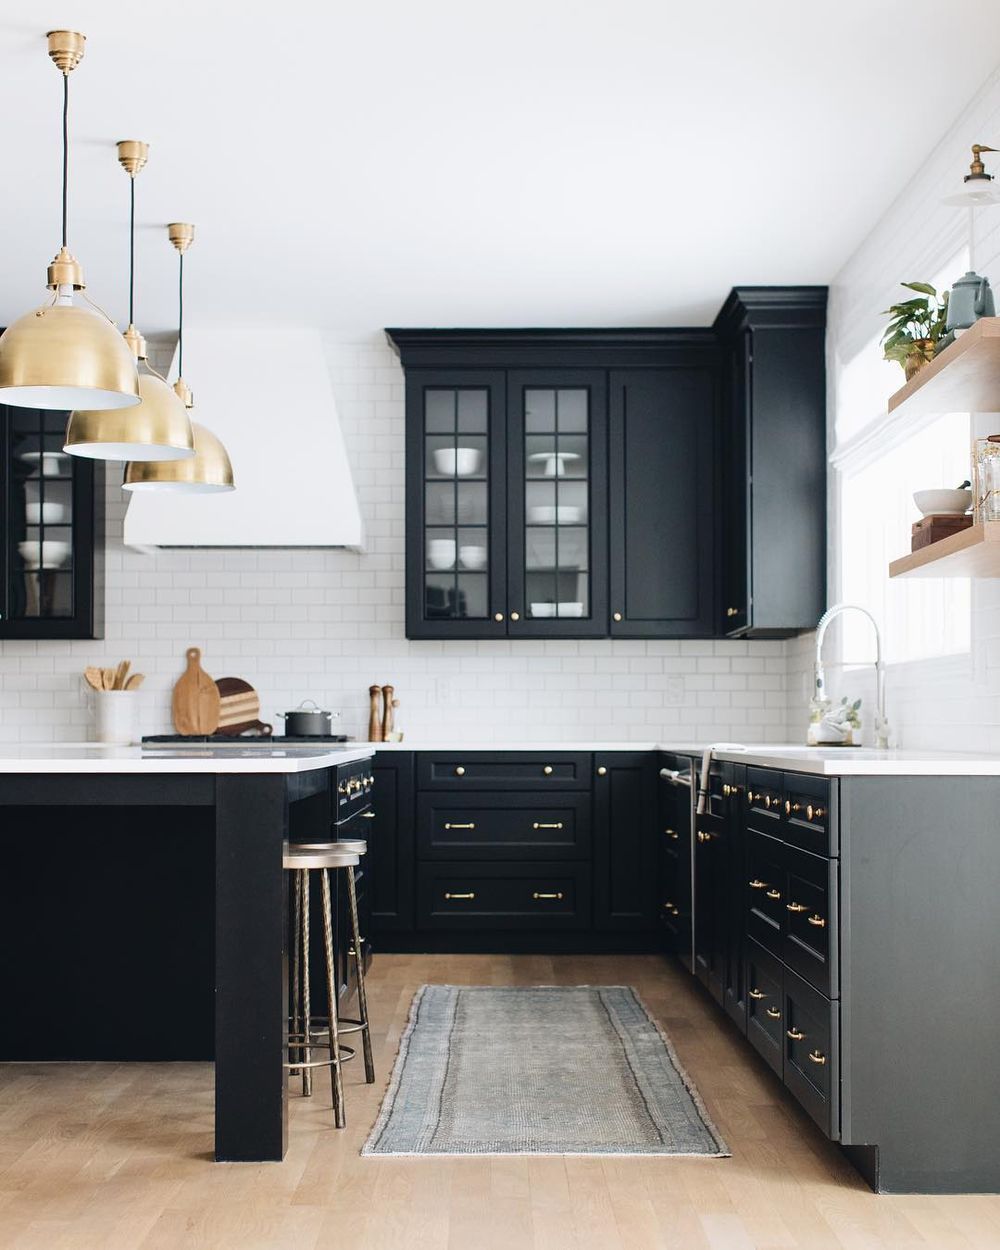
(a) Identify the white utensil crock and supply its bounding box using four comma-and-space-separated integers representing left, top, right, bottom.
93, 690, 138, 745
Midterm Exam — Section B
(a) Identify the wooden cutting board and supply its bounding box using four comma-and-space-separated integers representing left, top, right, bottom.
215, 677, 273, 737
172, 647, 222, 736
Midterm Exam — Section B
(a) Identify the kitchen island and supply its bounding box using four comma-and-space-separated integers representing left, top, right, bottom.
0, 743, 373, 1164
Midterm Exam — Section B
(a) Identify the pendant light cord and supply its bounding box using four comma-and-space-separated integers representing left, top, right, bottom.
128, 174, 136, 325
61, 72, 69, 248
177, 252, 184, 377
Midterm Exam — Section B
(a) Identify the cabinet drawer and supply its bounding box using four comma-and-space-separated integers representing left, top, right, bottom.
782, 844, 838, 997
416, 792, 590, 860
746, 830, 785, 957
783, 773, 836, 856
745, 766, 783, 831
418, 752, 590, 791
783, 967, 839, 1139
745, 938, 783, 1078
417, 862, 591, 930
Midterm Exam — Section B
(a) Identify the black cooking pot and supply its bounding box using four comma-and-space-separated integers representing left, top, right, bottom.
276, 700, 339, 737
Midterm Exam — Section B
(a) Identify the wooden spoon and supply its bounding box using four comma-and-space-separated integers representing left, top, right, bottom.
124, 673, 145, 690
102, 668, 115, 691
114, 660, 130, 690
83, 667, 103, 691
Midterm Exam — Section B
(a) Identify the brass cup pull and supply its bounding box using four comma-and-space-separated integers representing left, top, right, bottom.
786, 1027, 806, 1041
765, 1007, 781, 1019
807, 914, 827, 928
765, 888, 782, 900
808, 1049, 827, 1066
748, 988, 766, 1000
748, 878, 768, 890
454, 766, 466, 776
444, 822, 476, 830
786, 902, 807, 913
543, 765, 553, 775
444, 891, 475, 900
533, 821, 564, 830
532, 891, 564, 901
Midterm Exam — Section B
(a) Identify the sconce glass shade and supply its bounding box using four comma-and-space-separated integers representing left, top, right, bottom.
123, 421, 234, 492
0, 299, 141, 410
65, 362, 195, 461
943, 174, 1000, 206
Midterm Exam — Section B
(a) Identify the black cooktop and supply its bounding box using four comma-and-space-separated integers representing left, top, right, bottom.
142, 733, 352, 744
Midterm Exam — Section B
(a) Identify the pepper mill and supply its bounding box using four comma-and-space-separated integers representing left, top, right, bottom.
368, 685, 383, 742
381, 684, 395, 742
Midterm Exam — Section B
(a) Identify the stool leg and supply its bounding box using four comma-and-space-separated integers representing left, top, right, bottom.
289, 869, 303, 1078
346, 865, 375, 1084
301, 869, 313, 1098
320, 868, 346, 1127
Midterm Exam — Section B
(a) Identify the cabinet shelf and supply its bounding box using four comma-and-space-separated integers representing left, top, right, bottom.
887, 317, 1000, 418
888, 521, 1000, 578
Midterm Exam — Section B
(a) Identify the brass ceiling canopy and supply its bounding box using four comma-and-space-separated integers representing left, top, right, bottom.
116, 139, 149, 177
168, 222, 195, 254
0, 30, 140, 411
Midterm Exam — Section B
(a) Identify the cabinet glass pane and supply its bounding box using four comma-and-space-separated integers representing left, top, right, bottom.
523, 388, 591, 620
422, 387, 491, 621
5, 409, 75, 621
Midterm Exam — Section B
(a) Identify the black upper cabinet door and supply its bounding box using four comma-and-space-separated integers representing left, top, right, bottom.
721, 332, 750, 632
0, 405, 104, 640
404, 369, 508, 639
505, 370, 608, 637
593, 752, 658, 931
608, 367, 717, 637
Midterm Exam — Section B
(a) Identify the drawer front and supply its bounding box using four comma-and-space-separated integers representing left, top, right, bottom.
782, 844, 838, 997
745, 938, 784, 1078
417, 862, 591, 930
335, 760, 375, 821
417, 792, 590, 860
783, 967, 839, 1139
783, 772, 836, 856
745, 766, 784, 832
335, 804, 376, 842
418, 752, 591, 791
746, 830, 785, 957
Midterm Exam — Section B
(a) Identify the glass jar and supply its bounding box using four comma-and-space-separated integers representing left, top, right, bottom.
973, 434, 1000, 522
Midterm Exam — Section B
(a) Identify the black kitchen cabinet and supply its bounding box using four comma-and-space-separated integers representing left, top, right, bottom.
656, 755, 694, 967
388, 329, 721, 640
714, 287, 827, 638
721, 762, 747, 1031
0, 403, 104, 639
593, 752, 658, 931
368, 753, 415, 936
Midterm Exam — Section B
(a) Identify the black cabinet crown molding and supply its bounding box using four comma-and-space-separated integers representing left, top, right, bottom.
713, 286, 828, 336
386, 327, 719, 369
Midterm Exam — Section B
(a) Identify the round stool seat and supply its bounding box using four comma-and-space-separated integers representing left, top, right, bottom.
290, 838, 367, 855
283, 846, 359, 871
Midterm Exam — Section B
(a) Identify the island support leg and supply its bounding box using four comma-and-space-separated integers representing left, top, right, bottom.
215, 774, 289, 1161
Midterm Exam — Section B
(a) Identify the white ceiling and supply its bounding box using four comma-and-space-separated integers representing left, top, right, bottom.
2, 1, 1000, 337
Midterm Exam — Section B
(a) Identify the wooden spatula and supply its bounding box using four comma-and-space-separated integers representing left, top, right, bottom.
172, 647, 221, 735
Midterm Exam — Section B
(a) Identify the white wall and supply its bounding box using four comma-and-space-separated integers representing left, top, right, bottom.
0, 337, 797, 746
790, 67, 1000, 750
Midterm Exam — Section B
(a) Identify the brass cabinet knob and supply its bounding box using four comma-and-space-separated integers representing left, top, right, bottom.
726, 606, 738, 617
612, 611, 623, 622
786, 901, 807, 913
786, 1027, 806, 1041
748, 988, 766, 1000
510, 611, 520, 621
766, 1007, 782, 1020
807, 913, 827, 928
494, 612, 505, 622
784, 799, 791, 815
454, 766, 466, 776
697, 830, 712, 843
543, 765, 553, 775
808, 1049, 827, 1066
597, 766, 607, 776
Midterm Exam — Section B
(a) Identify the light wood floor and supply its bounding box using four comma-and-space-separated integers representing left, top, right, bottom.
2, 954, 1000, 1249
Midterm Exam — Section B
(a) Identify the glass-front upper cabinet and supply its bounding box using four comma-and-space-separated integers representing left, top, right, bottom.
506, 370, 607, 636
0, 405, 103, 639
405, 371, 507, 638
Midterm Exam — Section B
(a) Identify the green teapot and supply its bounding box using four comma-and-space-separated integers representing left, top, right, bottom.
946, 270, 995, 332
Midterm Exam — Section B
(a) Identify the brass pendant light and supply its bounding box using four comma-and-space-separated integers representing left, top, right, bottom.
123, 224, 235, 492
0, 32, 141, 411
66, 143, 196, 461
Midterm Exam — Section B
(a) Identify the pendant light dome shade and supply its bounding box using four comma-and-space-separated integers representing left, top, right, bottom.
123, 421, 234, 491
0, 301, 140, 410
67, 366, 196, 461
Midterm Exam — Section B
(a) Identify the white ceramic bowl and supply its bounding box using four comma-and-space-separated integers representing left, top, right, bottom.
527, 504, 585, 525
558, 601, 584, 617
459, 545, 487, 570
25, 501, 67, 525
18, 539, 71, 569
913, 488, 972, 517
530, 602, 556, 618
427, 538, 457, 570
433, 446, 481, 477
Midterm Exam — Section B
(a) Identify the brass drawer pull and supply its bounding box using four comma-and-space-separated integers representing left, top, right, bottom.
533, 821, 564, 830
748, 988, 766, 1000
765, 888, 782, 900
786, 902, 807, 913
722, 783, 731, 797
765, 1007, 781, 1019
360, 810, 375, 819
454, 766, 466, 776
807, 913, 827, 928
664, 827, 679, 839
748, 878, 768, 890
543, 765, 554, 776
808, 1049, 827, 1066
532, 891, 564, 901
444, 822, 476, 830
444, 891, 475, 900
662, 901, 679, 915
786, 1027, 805, 1041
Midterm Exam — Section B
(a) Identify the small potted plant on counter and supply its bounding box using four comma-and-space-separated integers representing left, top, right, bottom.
881, 281, 950, 380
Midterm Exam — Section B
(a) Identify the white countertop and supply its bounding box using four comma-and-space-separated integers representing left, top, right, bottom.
0, 744, 374, 774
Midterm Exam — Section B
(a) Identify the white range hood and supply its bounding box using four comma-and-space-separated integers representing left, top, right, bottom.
123, 326, 363, 548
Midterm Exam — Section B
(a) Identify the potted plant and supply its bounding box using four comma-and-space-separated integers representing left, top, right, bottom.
881, 282, 950, 380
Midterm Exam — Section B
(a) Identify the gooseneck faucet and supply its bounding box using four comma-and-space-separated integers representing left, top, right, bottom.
814, 602, 889, 749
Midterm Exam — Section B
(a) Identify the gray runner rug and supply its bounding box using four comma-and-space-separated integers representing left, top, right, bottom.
363, 985, 728, 1156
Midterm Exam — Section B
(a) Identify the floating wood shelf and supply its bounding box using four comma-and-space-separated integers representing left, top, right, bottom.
887, 317, 1000, 418
889, 521, 1000, 578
